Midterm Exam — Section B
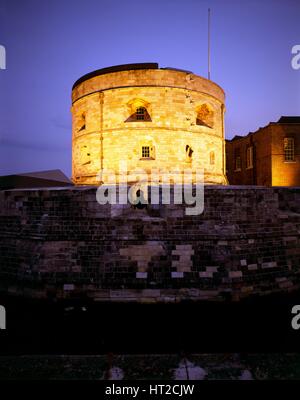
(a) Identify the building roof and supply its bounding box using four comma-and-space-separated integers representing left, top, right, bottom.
277, 116, 300, 124
227, 116, 300, 142
228, 135, 244, 142
72, 63, 193, 90
0, 169, 73, 190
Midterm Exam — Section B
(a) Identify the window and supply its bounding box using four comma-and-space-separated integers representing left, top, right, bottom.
284, 138, 295, 161
210, 151, 215, 165
80, 145, 91, 165
125, 99, 152, 122
235, 156, 241, 171
142, 146, 150, 158
186, 145, 193, 161
78, 112, 86, 132
136, 107, 145, 120
140, 138, 155, 160
246, 146, 253, 169
196, 104, 214, 128
234, 148, 241, 171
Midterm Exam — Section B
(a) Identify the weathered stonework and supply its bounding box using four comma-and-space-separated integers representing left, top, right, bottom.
0, 186, 299, 302
71, 63, 227, 185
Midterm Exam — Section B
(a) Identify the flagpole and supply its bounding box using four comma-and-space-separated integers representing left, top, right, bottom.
208, 8, 211, 80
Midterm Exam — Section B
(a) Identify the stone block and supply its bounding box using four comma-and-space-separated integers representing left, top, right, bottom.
206, 266, 218, 272
136, 272, 147, 279
228, 271, 243, 278
63, 284, 75, 291
199, 271, 213, 278
141, 289, 160, 298
248, 264, 258, 270
261, 261, 277, 269
171, 272, 184, 278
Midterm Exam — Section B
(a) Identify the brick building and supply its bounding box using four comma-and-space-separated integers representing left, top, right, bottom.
226, 116, 300, 186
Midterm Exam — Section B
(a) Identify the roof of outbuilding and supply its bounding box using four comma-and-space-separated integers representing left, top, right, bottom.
0, 169, 73, 190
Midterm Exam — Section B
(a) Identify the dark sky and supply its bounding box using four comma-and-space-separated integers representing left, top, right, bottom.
0, 0, 299, 177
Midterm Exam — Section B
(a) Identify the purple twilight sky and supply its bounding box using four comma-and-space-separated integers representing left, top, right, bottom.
0, 0, 299, 177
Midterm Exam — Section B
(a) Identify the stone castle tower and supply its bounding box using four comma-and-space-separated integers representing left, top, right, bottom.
71, 63, 227, 185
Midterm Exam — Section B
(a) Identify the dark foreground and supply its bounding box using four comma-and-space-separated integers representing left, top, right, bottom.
1, 354, 300, 380
1, 290, 300, 354
1, 291, 300, 379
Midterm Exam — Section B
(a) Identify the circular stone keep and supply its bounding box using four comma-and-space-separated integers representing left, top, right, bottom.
71, 63, 227, 185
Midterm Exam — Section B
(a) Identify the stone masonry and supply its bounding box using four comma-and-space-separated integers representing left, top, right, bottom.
0, 186, 299, 302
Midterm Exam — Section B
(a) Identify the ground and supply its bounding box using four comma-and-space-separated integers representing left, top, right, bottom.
0, 353, 300, 380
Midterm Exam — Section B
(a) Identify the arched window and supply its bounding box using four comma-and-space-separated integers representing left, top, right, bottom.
210, 151, 215, 165
125, 99, 152, 122
196, 104, 214, 128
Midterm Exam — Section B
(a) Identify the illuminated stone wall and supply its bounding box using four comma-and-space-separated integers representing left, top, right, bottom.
71, 65, 227, 185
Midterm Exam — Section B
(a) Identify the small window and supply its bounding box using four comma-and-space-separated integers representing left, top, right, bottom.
196, 104, 214, 128
140, 141, 155, 160
186, 145, 193, 161
142, 146, 150, 158
125, 104, 151, 122
78, 112, 86, 132
246, 146, 253, 169
235, 156, 241, 171
210, 151, 215, 165
80, 145, 91, 165
284, 138, 295, 161
136, 107, 146, 120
